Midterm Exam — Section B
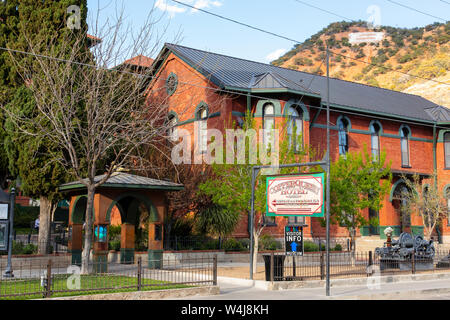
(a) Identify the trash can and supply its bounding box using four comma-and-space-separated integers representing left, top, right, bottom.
263, 254, 285, 281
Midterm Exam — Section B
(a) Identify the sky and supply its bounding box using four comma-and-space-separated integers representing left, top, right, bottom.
86, 0, 449, 64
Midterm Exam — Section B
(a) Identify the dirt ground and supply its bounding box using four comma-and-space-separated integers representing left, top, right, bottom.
217, 266, 266, 280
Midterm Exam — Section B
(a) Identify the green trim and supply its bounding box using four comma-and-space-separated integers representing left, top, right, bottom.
337, 115, 352, 130
148, 249, 163, 269
411, 226, 424, 237
175, 112, 221, 127
60, 183, 183, 192
167, 110, 179, 122
379, 226, 401, 239
105, 192, 159, 224
283, 98, 310, 121
232, 111, 246, 117
369, 120, 384, 134
194, 101, 209, 120
70, 250, 82, 266
71, 195, 95, 224
399, 124, 412, 137
360, 226, 370, 236
437, 129, 450, 142
443, 184, 450, 197
389, 179, 406, 202
120, 248, 135, 264
166, 72, 178, 96
92, 253, 108, 273
255, 99, 282, 117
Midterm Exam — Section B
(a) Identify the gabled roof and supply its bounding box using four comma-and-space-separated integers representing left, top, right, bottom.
122, 55, 154, 68
59, 172, 184, 192
424, 105, 450, 122
160, 43, 446, 123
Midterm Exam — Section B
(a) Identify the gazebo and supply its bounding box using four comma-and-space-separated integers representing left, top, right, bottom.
59, 172, 183, 269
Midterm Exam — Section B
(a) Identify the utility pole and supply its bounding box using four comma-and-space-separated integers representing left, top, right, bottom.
325, 45, 331, 296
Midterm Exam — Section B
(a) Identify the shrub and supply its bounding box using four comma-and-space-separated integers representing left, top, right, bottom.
223, 238, 245, 252
108, 240, 121, 251
334, 244, 343, 251
259, 234, 280, 251
108, 225, 121, 241
303, 241, 319, 252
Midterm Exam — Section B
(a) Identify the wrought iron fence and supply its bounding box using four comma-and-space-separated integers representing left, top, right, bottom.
0, 255, 217, 299
264, 249, 450, 282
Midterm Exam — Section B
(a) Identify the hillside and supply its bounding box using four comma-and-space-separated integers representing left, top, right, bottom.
271, 21, 450, 107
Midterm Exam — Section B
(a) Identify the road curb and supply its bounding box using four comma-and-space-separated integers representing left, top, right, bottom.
329, 287, 450, 300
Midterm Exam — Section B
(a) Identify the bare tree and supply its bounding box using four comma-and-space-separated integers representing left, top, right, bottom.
399, 172, 447, 240
3, 5, 180, 273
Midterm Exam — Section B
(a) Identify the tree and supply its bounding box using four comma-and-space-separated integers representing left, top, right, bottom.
199, 111, 313, 274
0, 0, 20, 188
398, 172, 447, 240
3, 5, 176, 273
329, 147, 392, 252
2, 1, 88, 254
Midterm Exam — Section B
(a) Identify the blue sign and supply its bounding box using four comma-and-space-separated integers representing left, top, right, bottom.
285, 225, 303, 256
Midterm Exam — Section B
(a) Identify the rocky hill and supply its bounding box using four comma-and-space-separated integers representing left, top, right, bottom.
271, 21, 450, 107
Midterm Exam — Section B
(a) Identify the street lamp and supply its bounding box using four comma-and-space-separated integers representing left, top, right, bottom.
0, 188, 16, 278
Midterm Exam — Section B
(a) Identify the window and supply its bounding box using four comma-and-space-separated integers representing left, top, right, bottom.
370, 122, 381, 161
166, 73, 178, 96
197, 107, 208, 153
445, 132, 450, 168
167, 114, 178, 141
446, 188, 450, 226
287, 106, 303, 152
338, 117, 349, 156
400, 126, 410, 167
263, 103, 275, 149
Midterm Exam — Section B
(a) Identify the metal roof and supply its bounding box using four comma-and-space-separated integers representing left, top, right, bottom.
59, 172, 184, 192
164, 43, 445, 123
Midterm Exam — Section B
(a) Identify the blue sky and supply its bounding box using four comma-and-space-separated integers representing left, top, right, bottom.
86, 0, 449, 64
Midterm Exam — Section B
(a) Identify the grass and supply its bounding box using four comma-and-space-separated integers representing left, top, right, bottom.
0, 274, 193, 300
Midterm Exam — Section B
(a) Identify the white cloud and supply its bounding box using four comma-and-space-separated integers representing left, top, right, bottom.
190, 0, 223, 13
265, 48, 287, 62
155, 0, 187, 17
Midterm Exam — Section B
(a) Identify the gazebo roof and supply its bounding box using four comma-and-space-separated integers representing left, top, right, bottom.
59, 172, 184, 192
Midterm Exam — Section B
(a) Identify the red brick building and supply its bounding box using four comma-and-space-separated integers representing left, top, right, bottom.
146, 43, 450, 243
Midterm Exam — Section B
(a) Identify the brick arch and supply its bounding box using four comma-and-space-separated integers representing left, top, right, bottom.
105, 192, 158, 224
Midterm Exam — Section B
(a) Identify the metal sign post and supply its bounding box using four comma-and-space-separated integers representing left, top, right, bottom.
3, 188, 15, 278
249, 162, 327, 280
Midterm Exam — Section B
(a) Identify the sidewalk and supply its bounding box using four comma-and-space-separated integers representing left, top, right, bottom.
211, 264, 450, 300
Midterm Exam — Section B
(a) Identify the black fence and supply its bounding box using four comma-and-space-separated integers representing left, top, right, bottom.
264, 249, 450, 281
0, 255, 217, 300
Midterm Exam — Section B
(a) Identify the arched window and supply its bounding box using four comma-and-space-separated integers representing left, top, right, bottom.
400, 126, 410, 167
393, 182, 411, 231
263, 103, 275, 149
287, 106, 303, 152
167, 114, 178, 142
197, 107, 208, 153
338, 117, 349, 156
446, 187, 450, 226
370, 122, 381, 161
445, 132, 450, 168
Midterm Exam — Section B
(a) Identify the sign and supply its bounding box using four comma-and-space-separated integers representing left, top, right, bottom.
0, 221, 8, 251
0, 204, 8, 220
349, 32, 384, 44
266, 173, 324, 217
285, 226, 303, 256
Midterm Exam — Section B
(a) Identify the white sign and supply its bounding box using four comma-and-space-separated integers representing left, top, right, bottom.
0, 204, 8, 220
349, 32, 384, 44
266, 173, 324, 217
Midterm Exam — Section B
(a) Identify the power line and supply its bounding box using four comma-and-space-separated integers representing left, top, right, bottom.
1, 45, 449, 131
293, 0, 354, 22
170, 0, 450, 87
386, 0, 448, 22
439, 0, 450, 5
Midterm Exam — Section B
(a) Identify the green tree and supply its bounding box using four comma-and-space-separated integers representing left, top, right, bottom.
329, 147, 392, 252
199, 111, 315, 274
2, 0, 89, 253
